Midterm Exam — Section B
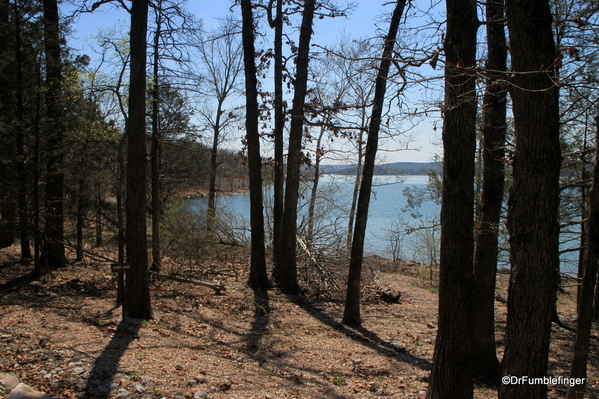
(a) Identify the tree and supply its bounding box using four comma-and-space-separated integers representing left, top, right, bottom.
125, 0, 152, 320
499, 0, 561, 397
471, 0, 507, 383
342, 0, 408, 327
426, 0, 478, 397
41, 0, 66, 269
240, 0, 268, 290
274, 0, 316, 294
196, 17, 244, 233
566, 106, 599, 399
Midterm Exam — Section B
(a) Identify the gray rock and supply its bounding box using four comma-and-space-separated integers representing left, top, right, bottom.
193, 392, 209, 399
0, 372, 20, 394
6, 383, 59, 399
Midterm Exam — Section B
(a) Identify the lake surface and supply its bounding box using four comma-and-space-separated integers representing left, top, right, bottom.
189, 174, 580, 274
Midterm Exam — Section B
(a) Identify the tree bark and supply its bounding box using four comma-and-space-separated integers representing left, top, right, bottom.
125, 0, 152, 320
499, 0, 561, 398
342, 0, 407, 327
565, 110, 599, 399
150, 3, 162, 273
426, 1, 478, 397
471, 0, 507, 383
274, 0, 316, 294
42, 0, 65, 269
240, 0, 269, 290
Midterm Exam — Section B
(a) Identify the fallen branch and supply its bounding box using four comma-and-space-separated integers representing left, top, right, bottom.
149, 271, 226, 295
296, 235, 340, 290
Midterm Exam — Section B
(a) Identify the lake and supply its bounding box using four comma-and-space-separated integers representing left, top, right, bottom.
188, 174, 580, 274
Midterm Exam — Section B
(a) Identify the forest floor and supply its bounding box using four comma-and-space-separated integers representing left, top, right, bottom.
0, 244, 598, 399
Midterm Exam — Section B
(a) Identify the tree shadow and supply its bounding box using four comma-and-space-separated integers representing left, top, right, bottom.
285, 294, 431, 372
245, 289, 271, 362
83, 319, 141, 398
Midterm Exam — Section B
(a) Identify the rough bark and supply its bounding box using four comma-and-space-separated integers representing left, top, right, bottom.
274, 0, 316, 294
566, 111, 599, 399
426, 0, 478, 397
342, 0, 407, 327
41, 0, 65, 269
240, 0, 269, 290
499, 0, 561, 398
471, 0, 507, 383
150, 4, 162, 273
125, 0, 152, 320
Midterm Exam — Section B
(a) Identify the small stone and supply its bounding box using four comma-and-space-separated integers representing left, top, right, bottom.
71, 367, 85, 375
193, 392, 208, 399
351, 358, 362, 365
0, 372, 20, 394
115, 388, 131, 398
6, 383, 59, 399
194, 377, 208, 384
132, 384, 145, 393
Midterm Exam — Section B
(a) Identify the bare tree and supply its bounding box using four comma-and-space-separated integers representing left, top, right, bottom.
343, 0, 408, 327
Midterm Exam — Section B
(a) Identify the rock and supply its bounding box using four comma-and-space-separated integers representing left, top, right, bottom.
350, 358, 362, 366
379, 288, 401, 304
0, 372, 20, 394
131, 384, 145, 393
71, 367, 85, 375
6, 383, 59, 399
193, 392, 209, 399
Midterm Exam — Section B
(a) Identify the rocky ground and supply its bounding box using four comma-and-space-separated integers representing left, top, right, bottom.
0, 245, 597, 399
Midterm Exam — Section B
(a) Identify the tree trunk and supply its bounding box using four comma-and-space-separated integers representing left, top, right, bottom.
206, 100, 223, 233
240, 0, 269, 290
150, 4, 162, 273
471, 0, 507, 384
76, 179, 85, 262
565, 110, 599, 399
275, 0, 316, 294
499, 1, 561, 398
307, 125, 326, 246
41, 0, 65, 269
15, 3, 31, 263
347, 112, 366, 247
342, 0, 407, 327
426, 0, 478, 397
270, 0, 285, 274
125, 0, 152, 320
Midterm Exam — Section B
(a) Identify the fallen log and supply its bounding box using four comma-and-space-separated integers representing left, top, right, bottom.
149, 271, 226, 295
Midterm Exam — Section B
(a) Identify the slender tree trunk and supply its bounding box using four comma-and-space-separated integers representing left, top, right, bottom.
565, 110, 599, 399
125, 0, 152, 320
307, 125, 326, 247
426, 1, 478, 397
347, 114, 366, 247
150, 4, 162, 273
271, 0, 285, 276
95, 195, 103, 247
42, 0, 65, 269
471, 0, 507, 383
76, 179, 85, 262
275, 0, 316, 294
15, 3, 31, 263
342, 0, 407, 327
240, 0, 269, 290
207, 100, 224, 233
499, 1, 561, 398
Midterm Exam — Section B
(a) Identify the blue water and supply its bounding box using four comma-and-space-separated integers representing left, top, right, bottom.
188, 175, 580, 274
189, 175, 440, 262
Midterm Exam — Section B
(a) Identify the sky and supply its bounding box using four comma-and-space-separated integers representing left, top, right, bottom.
67, 0, 443, 164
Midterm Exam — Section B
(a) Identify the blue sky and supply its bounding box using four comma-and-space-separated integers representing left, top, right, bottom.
67, 0, 442, 163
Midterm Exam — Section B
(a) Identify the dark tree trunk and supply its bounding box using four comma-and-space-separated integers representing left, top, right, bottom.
342, 0, 407, 327
565, 111, 599, 399
240, 0, 269, 290
426, 1, 478, 397
76, 179, 85, 262
206, 100, 223, 233
471, 0, 507, 384
499, 1, 561, 398
274, 0, 316, 294
270, 0, 285, 273
15, 3, 31, 263
41, 0, 65, 269
125, 0, 152, 320
150, 4, 162, 273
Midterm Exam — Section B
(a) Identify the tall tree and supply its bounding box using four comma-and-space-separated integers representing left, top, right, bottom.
125, 0, 152, 320
499, 0, 561, 397
471, 0, 507, 383
426, 0, 478, 397
240, 0, 269, 290
42, 0, 66, 269
342, 0, 407, 327
150, 0, 162, 272
273, 0, 316, 294
566, 107, 599, 399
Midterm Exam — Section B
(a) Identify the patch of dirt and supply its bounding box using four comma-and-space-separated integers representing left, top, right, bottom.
0, 245, 597, 399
